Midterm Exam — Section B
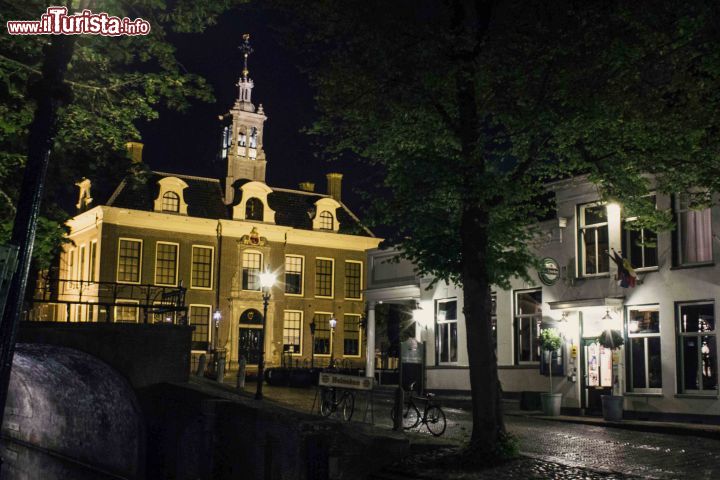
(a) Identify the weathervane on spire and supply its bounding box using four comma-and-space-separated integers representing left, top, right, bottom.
239, 33, 253, 79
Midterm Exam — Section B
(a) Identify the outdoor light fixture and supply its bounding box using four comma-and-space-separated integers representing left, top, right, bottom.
328, 316, 337, 368
213, 309, 221, 325
212, 309, 222, 351
256, 269, 276, 400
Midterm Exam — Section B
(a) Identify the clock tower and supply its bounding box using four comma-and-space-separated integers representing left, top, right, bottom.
220, 34, 268, 202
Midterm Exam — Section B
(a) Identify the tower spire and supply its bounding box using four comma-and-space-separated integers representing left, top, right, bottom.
239, 33, 253, 79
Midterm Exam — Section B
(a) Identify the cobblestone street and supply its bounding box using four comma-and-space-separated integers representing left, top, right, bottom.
238, 381, 720, 479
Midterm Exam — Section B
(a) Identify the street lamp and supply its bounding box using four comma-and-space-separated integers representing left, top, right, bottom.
213, 309, 221, 351
329, 315, 337, 369
309, 319, 316, 369
255, 269, 276, 400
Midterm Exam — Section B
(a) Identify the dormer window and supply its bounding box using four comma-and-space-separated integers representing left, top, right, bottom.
246, 197, 264, 221
319, 211, 334, 230
153, 177, 189, 215
162, 192, 180, 213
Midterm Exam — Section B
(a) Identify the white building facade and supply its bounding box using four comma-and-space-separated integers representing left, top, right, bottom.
367, 176, 719, 421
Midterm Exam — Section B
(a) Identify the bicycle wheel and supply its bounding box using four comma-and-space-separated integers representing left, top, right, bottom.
341, 392, 355, 421
319, 388, 334, 417
425, 406, 446, 436
391, 401, 420, 429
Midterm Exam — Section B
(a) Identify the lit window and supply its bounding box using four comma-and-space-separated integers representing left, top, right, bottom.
115, 302, 139, 323
242, 251, 262, 291
675, 194, 712, 265
191, 246, 213, 289
284, 255, 303, 295
246, 197, 264, 221
677, 302, 716, 394
344, 261, 362, 299
436, 299, 458, 364
190, 305, 211, 351
283, 311, 302, 354
315, 258, 334, 297
117, 239, 142, 283
155, 242, 178, 286
514, 289, 541, 363
319, 211, 334, 230
344, 314, 361, 356
313, 313, 332, 355
579, 203, 609, 276
627, 306, 662, 392
162, 191, 180, 213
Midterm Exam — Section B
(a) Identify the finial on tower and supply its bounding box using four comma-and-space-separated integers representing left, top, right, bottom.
239, 33, 253, 79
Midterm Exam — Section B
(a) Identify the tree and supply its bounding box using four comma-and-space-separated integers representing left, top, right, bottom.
0, 0, 246, 440
273, 0, 720, 462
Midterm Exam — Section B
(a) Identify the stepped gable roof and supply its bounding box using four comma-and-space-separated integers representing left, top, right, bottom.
106, 172, 374, 237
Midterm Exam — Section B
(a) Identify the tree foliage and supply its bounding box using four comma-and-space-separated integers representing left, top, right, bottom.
0, 0, 245, 267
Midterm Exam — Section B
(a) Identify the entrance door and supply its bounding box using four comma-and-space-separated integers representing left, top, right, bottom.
582, 338, 612, 415
239, 327, 261, 365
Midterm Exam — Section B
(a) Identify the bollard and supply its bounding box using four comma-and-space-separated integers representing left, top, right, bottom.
217, 358, 225, 384
392, 386, 404, 431
236, 355, 247, 389
196, 354, 207, 377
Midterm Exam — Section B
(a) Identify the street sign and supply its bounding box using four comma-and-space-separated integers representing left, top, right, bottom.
318, 373, 373, 391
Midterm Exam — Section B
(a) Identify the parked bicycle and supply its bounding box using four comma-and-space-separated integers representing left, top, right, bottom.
319, 386, 355, 421
390, 382, 446, 436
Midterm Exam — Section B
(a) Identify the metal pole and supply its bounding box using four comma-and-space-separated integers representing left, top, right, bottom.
255, 289, 270, 400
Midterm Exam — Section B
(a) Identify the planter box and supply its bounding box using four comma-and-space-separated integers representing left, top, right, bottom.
601, 395, 623, 421
540, 393, 562, 416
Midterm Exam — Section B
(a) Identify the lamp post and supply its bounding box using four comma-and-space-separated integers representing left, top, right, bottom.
255, 269, 276, 400
309, 319, 316, 369
213, 309, 221, 351
329, 315, 337, 369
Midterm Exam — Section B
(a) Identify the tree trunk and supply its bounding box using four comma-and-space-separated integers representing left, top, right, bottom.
0, 35, 77, 431
461, 207, 506, 457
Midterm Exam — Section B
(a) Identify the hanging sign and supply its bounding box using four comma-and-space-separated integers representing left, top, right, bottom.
319, 373, 373, 391
538, 257, 560, 286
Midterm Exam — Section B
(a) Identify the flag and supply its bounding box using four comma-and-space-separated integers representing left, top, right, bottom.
610, 249, 637, 288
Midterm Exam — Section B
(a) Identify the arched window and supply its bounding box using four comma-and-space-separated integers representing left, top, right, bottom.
249, 127, 258, 148
238, 128, 247, 147
162, 191, 180, 213
246, 197, 264, 221
319, 211, 334, 230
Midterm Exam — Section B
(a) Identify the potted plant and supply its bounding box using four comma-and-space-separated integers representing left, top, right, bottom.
539, 328, 563, 416
598, 329, 624, 421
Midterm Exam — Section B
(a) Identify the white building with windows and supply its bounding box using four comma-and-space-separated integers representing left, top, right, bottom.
367, 176, 719, 421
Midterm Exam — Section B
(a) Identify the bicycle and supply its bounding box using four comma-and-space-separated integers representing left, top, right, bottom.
319, 386, 355, 421
390, 383, 446, 436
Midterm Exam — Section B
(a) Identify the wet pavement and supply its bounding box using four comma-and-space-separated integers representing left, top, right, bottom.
230, 379, 720, 479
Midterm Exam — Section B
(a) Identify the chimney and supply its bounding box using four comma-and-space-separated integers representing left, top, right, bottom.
298, 182, 315, 192
125, 141, 144, 164
326, 173, 343, 202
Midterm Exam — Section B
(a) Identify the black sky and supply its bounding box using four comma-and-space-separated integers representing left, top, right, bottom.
139, 6, 371, 214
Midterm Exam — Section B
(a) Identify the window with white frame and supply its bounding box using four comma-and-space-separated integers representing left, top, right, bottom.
622, 196, 658, 270
675, 194, 713, 265
318, 211, 334, 230
344, 261, 362, 299
315, 258, 334, 297
89, 240, 97, 282
284, 255, 303, 295
155, 242, 178, 286
189, 305, 211, 351
578, 203, 609, 276
191, 246, 213, 289
79, 245, 86, 281
344, 314, 361, 356
283, 311, 302, 354
162, 191, 180, 213
677, 302, 717, 394
242, 251, 262, 290
313, 313, 332, 355
115, 301, 139, 323
627, 306, 662, 392
117, 239, 142, 283
436, 299, 458, 364
514, 289, 541, 363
